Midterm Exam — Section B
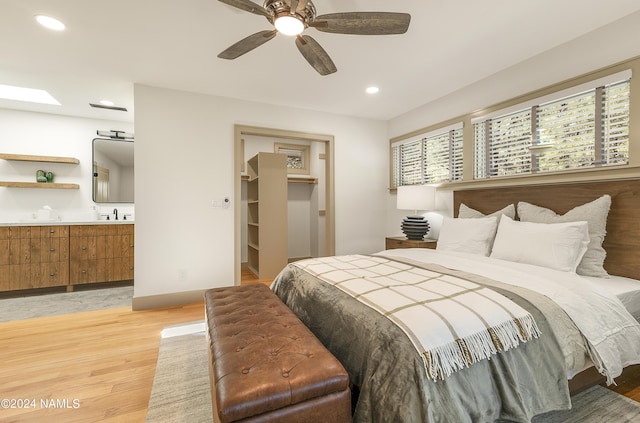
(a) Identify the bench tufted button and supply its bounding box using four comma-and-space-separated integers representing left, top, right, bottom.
282, 371, 289, 378
242, 369, 250, 374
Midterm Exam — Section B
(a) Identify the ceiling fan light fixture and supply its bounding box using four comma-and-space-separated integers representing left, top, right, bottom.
274, 15, 304, 36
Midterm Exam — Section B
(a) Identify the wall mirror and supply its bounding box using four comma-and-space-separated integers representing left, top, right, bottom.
92, 138, 134, 203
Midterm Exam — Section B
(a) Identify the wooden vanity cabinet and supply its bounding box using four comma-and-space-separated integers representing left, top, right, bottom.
69, 224, 134, 286
0, 223, 133, 292
0, 225, 69, 291
0, 227, 11, 289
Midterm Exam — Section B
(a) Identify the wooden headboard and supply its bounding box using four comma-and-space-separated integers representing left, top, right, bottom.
453, 179, 640, 280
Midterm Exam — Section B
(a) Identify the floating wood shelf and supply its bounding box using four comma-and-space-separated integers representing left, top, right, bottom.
0, 181, 80, 189
0, 153, 80, 164
0, 153, 80, 189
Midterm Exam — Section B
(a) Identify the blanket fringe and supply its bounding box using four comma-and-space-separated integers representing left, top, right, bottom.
424, 315, 541, 381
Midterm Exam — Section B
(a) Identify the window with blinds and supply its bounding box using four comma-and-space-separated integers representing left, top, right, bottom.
474, 76, 630, 179
391, 125, 463, 188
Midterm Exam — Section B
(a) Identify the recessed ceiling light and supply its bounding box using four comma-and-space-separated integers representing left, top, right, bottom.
366, 86, 380, 94
35, 15, 66, 31
99, 100, 115, 107
0, 84, 60, 105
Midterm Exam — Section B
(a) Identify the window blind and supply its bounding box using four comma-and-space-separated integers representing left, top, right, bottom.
473, 76, 630, 179
392, 124, 463, 188
602, 81, 630, 165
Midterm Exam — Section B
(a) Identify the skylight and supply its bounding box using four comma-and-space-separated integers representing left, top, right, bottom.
0, 84, 61, 105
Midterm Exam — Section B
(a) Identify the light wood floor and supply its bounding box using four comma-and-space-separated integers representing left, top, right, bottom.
0, 272, 638, 422
0, 302, 204, 423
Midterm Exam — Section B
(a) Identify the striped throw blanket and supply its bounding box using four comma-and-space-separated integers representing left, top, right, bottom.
291, 255, 541, 381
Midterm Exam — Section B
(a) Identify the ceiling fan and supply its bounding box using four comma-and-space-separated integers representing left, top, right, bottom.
217, 0, 411, 75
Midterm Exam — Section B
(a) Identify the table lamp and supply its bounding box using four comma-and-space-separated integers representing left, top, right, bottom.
397, 185, 436, 240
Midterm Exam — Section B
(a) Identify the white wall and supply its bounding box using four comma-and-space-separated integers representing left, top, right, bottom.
389, 11, 640, 140
386, 10, 640, 236
0, 108, 133, 222
133, 85, 388, 305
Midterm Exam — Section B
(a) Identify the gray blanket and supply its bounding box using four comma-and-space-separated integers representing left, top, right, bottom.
272, 258, 575, 423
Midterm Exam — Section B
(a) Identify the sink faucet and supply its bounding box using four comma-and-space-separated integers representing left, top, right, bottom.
113, 208, 118, 220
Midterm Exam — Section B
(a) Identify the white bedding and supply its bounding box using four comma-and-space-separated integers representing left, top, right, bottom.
583, 274, 640, 321
378, 248, 640, 384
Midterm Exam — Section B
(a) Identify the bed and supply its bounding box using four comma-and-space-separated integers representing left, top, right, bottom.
271, 179, 640, 422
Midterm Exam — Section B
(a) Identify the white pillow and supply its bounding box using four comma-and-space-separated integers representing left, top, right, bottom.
458, 203, 516, 221
490, 216, 590, 273
436, 216, 498, 256
517, 195, 611, 277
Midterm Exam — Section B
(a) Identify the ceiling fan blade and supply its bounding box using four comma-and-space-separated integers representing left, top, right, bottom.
218, 30, 278, 60
311, 12, 411, 35
295, 35, 337, 76
218, 0, 271, 18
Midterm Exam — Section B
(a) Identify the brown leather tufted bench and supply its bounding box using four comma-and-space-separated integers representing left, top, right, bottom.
204, 284, 351, 423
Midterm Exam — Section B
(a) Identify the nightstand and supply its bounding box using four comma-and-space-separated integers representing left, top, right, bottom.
385, 236, 437, 250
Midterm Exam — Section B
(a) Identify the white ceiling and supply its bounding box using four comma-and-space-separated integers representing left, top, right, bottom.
2, 0, 640, 123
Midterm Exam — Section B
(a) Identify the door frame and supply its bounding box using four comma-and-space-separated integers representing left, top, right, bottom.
233, 124, 335, 284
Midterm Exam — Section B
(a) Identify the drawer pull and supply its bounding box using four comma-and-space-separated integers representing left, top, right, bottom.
50, 248, 55, 252
82, 246, 87, 250
81, 270, 87, 274
50, 229, 55, 234
50, 273, 55, 277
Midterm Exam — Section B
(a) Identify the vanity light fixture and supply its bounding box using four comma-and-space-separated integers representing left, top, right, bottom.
366, 86, 380, 94
97, 129, 134, 140
35, 15, 66, 31
0, 84, 60, 105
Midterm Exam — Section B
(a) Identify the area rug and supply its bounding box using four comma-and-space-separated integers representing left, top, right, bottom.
146, 328, 640, 422
531, 385, 640, 422
0, 285, 133, 322
146, 328, 212, 423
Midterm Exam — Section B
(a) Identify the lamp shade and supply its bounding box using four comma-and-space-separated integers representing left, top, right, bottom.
397, 185, 436, 211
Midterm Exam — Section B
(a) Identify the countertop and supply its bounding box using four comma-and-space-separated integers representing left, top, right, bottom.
0, 220, 134, 226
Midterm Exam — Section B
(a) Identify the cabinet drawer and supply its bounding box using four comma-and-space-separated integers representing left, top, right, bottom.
35, 226, 69, 238
69, 260, 98, 285
70, 236, 98, 260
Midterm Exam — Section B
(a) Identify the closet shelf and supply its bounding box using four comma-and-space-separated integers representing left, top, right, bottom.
241, 174, 317, 184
